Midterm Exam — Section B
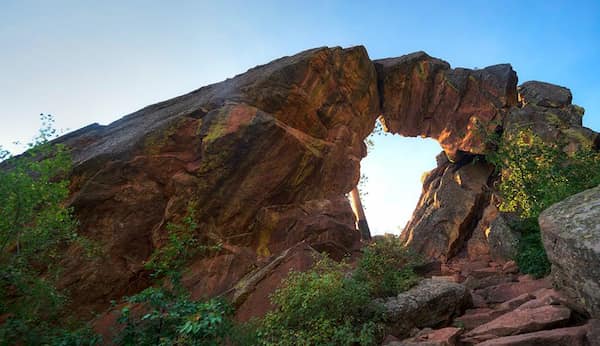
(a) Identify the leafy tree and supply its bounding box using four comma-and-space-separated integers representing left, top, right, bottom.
0, 114, 99, 345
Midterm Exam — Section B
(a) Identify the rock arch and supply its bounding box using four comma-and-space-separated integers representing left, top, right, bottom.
49, 46, 598, 318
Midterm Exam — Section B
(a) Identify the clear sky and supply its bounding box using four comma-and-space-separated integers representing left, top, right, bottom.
1, 0, 599, 234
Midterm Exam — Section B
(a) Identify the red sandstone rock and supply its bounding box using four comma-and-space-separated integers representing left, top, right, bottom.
475, 279, 551, 304
470, 267, 503, 279
54, 46, 379, 316
465, 305, 571, 338
375, 52, 518, 158
456, 308, 506, 330
400, 157, 494, 261
476, 324, 590, 346
394, 327, 462, 346
497, 293, 535, 311
233, 243, 317, 322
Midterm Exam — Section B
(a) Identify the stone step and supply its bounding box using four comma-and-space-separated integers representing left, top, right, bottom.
463, 305, 571, 341
476, 320, 599, 346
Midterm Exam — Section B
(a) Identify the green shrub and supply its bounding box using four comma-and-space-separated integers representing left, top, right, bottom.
517, 231, 551, 278
257, 256, 383, 346
116, 286, 234, 346
145, 202, 222, 280
487, 129, 600, 218
116, 201, 236, 345
487, 129, 600, 277
354, 235, 422, 298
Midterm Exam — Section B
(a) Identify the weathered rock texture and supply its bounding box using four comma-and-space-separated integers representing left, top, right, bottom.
540, 184, 600, 318
55, 46, 378, 317
436, 257, 598, 346
22, 45, 597, 324
375, 52, 518, 158
378, 279, 471, 338
401, 79, 599, 264
399, 153, 494, 261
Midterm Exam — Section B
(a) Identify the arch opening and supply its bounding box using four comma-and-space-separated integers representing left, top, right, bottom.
358, 125, 443, 236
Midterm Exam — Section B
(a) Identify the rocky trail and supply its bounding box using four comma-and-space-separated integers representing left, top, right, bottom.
383, 255, 599, 345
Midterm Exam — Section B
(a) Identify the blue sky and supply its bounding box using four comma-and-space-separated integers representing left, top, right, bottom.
1, 0, 599, 234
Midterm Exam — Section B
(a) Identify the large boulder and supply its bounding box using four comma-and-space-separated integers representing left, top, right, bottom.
486, 214, 521, 262
539, 184, 600, 318
378, 278, 472, 338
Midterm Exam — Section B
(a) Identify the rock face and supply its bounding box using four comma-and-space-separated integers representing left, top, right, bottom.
379, 279, 471, 338
400, 153, 494, 261
23, 45, 596, 324
54, 46, 378, 316
539, 184, 600, 318
506, 81, 599, 153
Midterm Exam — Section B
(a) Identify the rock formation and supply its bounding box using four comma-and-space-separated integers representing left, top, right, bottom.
377, 278, 471, 338
540, 184, 600, 319
400, 79, 599, 264
29, 45, 597, 332
55, 46, 378, 317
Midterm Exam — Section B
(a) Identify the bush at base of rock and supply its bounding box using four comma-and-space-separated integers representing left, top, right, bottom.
256, 256, 382, 346
354, 235, 423, 298
257, 242, 423, 346
114, 286, 238, 346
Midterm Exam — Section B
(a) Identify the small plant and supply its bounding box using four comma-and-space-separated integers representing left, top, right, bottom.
145, 202, 222, 280
354, 234, 422, 298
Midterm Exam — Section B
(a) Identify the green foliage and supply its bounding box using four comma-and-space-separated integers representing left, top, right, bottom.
0, 317, 101, 346
257, 256, 383, 346
486, 129, 600, 277
508, 219, 551, 278
0, 114, 100, 345
487, 129, 600, 218
116, 203, 235, 346
145, 202, 222, 280
354, 235, 422, 298
116, 286, 234, 346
